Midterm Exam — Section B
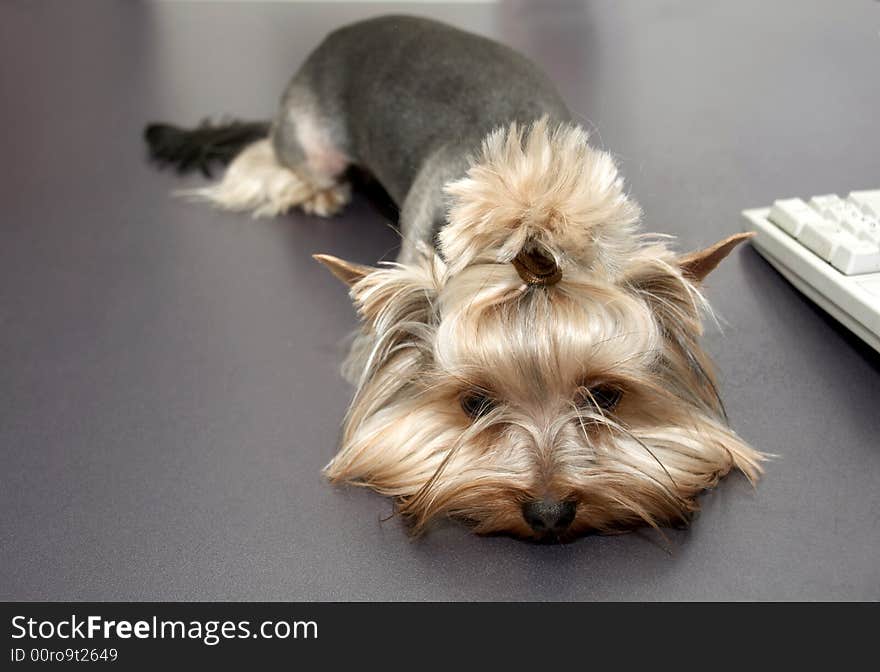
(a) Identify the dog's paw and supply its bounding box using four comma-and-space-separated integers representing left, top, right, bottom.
301, 182, 352, 217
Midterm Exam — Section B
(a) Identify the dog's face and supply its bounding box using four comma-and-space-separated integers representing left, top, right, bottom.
315, 118, 762, 540
316, 240, 761, 540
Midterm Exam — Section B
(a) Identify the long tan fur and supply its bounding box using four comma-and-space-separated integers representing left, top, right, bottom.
440, 116, 642, 278
319, 119, 763, 539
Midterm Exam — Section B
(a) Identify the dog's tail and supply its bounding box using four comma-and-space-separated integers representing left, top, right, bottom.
143, 119, 270, 177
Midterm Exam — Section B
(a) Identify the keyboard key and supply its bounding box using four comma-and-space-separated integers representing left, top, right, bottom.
797, 219, 842, 260
809, 194, 845, 220
857, 222, 880, 246
841, 210, 874, 235
848, 190, 880, 218
809, 195, 872, 235
769, 198, 827, 237
830, 203, 863, 227
828, 233, 880, 275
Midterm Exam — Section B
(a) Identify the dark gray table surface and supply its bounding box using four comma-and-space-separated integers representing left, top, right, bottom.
2, 0, 878, 601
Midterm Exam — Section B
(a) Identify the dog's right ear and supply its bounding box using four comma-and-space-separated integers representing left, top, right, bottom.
313, 253, 440, 328
313, 254, 374, 287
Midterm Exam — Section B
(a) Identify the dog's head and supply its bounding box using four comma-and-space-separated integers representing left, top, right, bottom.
316, 118, 762, 540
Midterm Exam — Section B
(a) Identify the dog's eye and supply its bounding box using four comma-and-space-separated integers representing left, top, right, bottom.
577, 384, 623, 412
460, 392, 495, 419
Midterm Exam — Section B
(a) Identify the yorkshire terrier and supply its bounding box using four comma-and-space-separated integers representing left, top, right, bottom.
145, 15, 763, 540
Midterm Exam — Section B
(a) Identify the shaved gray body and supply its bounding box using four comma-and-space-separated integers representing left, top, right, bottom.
271, 15, 572, 261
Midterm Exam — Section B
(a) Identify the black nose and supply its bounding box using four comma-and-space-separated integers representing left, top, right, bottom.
522, 499, 577, 535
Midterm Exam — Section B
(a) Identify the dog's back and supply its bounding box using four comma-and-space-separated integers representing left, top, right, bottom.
145, 15, 573, 251
293, 15, 572, 202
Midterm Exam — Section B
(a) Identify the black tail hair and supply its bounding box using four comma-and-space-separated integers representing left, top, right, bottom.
143, 119, 270, 177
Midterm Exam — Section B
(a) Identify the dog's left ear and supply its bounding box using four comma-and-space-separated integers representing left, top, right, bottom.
313, 254, 374, 287
678, 232, 754, 282
313, 252, 439, 328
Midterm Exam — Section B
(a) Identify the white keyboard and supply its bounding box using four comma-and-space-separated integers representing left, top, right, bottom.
742, 190, 880, 353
